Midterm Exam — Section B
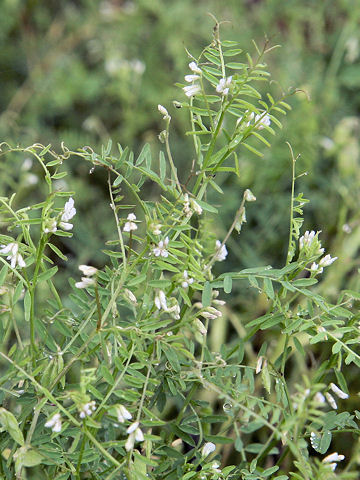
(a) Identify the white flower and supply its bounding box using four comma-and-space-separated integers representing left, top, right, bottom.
155, 290, 168, 311
244, 189, 256, 202
201, 442, 216, 457
60, 197, 76, 230
323, 452, 345, 463
79, 401, 96, 418
152, 237, 169, 257
211, 461, 221, 473
79, 265, 98, 276
75, 277, 96, 289
150, 223, 162, 235
200, 307, 222, 320
158, 104, 170, 120
124, 288, 138, 305
330, 383, 349, 399
43, 219, 58, 234
311, 262, 323, 274
123, 213, 138, 232
216, 76, 232, 95
184, 74, 200, 82
0, 243, 26, 269
115, 405, 132, 423
125, 425, 144, 451
189, 62, 202, 74
183, 84, 201, 97
214, 240, 228, 262
194, 318, 207, 335
190, 198, 202, 215
314, 392, 326, 404
183, 194, 192, 217
254, 113, 271, 130
181, 270, 194, 288
255, 356, 264, 374
299, 230, 324, 254
319, 254, 337, 267
154, 290, 180, 319
45, 413, 62, 433
325, 392, 337, 409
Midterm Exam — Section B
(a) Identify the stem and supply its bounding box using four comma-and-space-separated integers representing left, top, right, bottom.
95, 282, 102, 331
164, 122, 181, 193
286, 143, 297, 265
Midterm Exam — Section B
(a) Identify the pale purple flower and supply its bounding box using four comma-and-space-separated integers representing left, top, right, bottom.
330, 383, 349, 399
201, 442, 216, 457
75, 277, 96, 289
79, 265, 98, 276
59, 197, 76, 230
189, 62, 202, 74
325, 392, 337, 409
181, 270, 194, 288
216, 76, 232, 95
123, 213, 138, 232
152, 237, 169, 257
214, 240, 228, 262
79, 400, 96, 418
319, 254, 337, 267
115, 405, 132, 423
183, 84, 201, 97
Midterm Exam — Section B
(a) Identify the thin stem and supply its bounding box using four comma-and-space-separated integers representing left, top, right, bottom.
286, 142, 297, 265
164, 121, 181, 193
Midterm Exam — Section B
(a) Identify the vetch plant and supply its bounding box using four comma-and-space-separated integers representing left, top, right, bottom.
0, 19, 359, 480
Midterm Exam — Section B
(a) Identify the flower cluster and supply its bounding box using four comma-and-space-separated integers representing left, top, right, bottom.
183, 62, 202, 97
322, 452, 345, 471
181, 270, 194, 288
216, 76, 232, 96
115, 404, 132, 423
239, 111, 271, 130
59, 197, 76, 231
123, 213, 138, 232
183, 193, 203, 217
43, 197, 76, 233
0, 242, 26, 269
125, 421, 144, 452
79, 400, 96, 419
152, 237, 169, 258
75, 264, 98, 289
299, 230, 337, 274
44, 413, 62, 433
155, 290, 180, 319
214, 240, 228, 262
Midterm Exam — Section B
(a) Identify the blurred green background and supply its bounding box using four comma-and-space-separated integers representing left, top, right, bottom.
1, 0, 360, 297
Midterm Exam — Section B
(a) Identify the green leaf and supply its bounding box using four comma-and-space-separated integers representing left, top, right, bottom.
48, 243, 68, 261
292, 278, 318, 287
202, 281, 212, 307
37, 266, 58, 283
0, 264, 8, 285
263, 278, 274, 300
136, 143, 151, 167
0, 408, 24, 445
128, 273, 147, 286
24, 290, 31, 322
293, 337, 305, 357
100, 365, 114, 385
13, 281, 24, 304
159, 151, 166, 181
